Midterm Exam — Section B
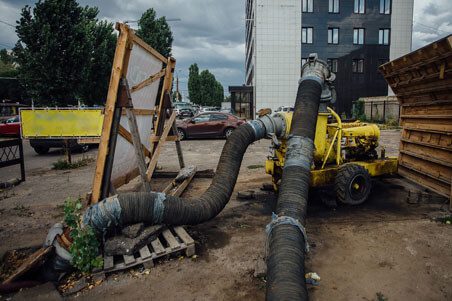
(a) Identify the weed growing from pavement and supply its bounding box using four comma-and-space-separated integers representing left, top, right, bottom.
64, 198, 103, 273
52, 157, 95, 170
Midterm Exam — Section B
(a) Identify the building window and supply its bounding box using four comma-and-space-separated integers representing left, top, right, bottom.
379, 29, 390, 45
380, 0, 391, 14
302, 27, 313, 44
302, 58, 308, 66
327, 59, 338, 73
352, 59, 364, 73
329, 0, 339, 13
328, 28, 339, 44
353, 28, 365, 45
302, 0, 313, 13
354, 0, 365, 14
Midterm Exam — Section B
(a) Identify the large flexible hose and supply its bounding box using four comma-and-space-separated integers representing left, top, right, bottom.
265, 79, 322, 300
83, 116, 285, 234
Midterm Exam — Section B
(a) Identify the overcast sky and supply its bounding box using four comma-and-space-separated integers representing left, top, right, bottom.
0, 0, 451, 99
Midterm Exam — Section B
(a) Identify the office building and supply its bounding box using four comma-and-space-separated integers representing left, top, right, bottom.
243, 0, 414, 115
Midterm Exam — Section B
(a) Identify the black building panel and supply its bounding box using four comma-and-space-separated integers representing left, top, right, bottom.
302, 0, 391, 115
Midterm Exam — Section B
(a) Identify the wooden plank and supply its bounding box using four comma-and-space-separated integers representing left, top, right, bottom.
150, 135, 179, 142
123, 254, 136, 266
130, 69, 166, 93
172, 171, 195, 197
139, 245, 152, 260
150, 58, 176, 155
152, 169, 215, 179
146, 111, 177, 181
174, 226, 195, 257
78, 138, 100, 144
118, 125, 151, 158
121, 109, 155, 116
130, 31, 168, 63
91, 23, 132, 203
2, 246, 53, 284
125, 107, 151, 191
162, 229, 180, 250
151, 238, 166, 255
399, 165, 450, 199
104, 256, 114, 271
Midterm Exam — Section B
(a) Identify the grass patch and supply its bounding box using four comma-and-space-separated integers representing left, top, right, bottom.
247, 164, 264, 170
52, 157, 95, 170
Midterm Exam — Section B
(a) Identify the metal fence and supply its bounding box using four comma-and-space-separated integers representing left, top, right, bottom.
0, 138, 25, 182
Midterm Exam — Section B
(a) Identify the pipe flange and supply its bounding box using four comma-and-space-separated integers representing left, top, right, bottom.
266, 213, 310, 253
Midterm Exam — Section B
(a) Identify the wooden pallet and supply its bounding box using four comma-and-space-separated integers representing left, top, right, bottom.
100, 226, 195, 273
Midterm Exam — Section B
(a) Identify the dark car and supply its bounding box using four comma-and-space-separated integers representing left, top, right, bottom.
29, 139, 90, 155
178, 108, 195, 118
176, 112, 246, 140
0, 115, 21, 136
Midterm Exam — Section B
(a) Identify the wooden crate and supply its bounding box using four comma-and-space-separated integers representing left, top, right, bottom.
379, 35, 452, 208
101, 226, 195, 273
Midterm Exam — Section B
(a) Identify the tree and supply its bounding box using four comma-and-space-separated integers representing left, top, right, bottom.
136, 8, 173, 58
188, 63, 224, 107
188, 63, 201, 104
79, 20, 116, 106
14, 0, 116, 106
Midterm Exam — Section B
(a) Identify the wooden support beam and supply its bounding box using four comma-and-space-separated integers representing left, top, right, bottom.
126, 106, 151, 192
91, 23, 131, 204
130, 69, 166, 93
118, 125, 151, 158
146, 111, 177, 181
150, 135, 179, 142
121, 109, 155, 116
130, 31, 168, 63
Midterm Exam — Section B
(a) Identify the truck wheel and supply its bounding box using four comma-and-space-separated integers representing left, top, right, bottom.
335, 164, 371, 205
33, 146, 49, 155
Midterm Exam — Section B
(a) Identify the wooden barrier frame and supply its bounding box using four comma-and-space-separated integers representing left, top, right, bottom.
90, 23, 184, 204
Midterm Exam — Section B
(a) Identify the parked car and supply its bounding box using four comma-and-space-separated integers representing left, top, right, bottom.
29, 138, 90, 155
200, 106, 220, 113
275, 106, 294, 113
0, 115, 20, 136
178, 108, 195, 118
176, 112, 246, 140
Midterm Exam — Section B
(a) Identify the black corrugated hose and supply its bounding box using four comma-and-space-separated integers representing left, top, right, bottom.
265, 79, 323, 301
82, 117, 281, 233
118, 123, 257, 226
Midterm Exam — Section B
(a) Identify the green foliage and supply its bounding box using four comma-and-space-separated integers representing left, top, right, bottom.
52, 157, 94, 170
352, 99, 366, 121
63, 198, 102, 273
136, 8, 173, 58
188, 63, 201, 104
14, 0, 116, 106
188, 63, 224, 107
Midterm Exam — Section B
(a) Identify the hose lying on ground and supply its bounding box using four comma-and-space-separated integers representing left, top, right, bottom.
83, 114, 286, 234
266, 56, 331, 301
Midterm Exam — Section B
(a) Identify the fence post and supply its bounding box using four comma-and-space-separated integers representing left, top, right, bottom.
370, 101, 373, 122
383, 100, 386, 123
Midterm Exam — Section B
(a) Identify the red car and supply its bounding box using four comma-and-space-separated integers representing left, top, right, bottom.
0, 116, 21, 136
176, 112, 245, 140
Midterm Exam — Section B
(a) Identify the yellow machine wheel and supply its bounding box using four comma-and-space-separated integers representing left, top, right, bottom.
335, 164, 372, 205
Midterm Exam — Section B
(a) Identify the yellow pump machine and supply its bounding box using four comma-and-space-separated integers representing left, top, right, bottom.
265, 107, 398, 205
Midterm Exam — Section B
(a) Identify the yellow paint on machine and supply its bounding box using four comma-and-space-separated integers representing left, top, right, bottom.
20, 109, 104, 138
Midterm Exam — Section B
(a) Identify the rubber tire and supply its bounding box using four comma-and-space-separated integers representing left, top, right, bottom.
335, 164, 372, 205
33, 146, 49, 155
79, 144, 89, 153
224, 127, 234, 138
177, 128, 186, 140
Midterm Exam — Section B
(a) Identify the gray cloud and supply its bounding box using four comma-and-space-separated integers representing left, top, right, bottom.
412, 0, 452, 50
